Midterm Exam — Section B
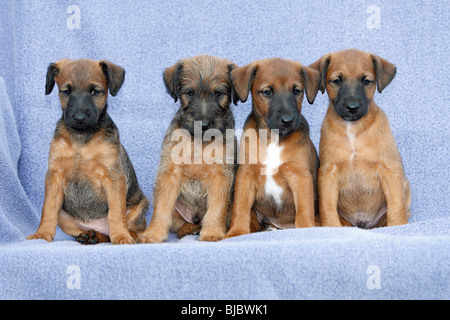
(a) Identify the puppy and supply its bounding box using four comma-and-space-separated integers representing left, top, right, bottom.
139, 55, 238, 243
310, 49, 411, 228
27, 59, 149, 244
225, 58, 320, 238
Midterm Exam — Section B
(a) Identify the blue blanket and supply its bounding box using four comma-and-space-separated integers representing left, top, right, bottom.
0, 0, 449, 299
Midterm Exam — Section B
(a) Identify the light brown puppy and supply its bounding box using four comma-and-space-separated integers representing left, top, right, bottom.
139, 55, 238, 243
225, 58, 320, 238
310, 49, 411, 228
27, 59, 149, 244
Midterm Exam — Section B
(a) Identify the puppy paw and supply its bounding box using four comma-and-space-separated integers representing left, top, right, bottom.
138, 230, 168, 244
76, 230, 110, 245
262, 224, 278, 232
110, 232, 136, 245
27, 231, 54, 242
224, 228, 249, 239
387, 220, 408, 227
199, 232, 224, 242
387, 214, 409, 226
177, 223, 201, 239
199, 225, 226, 241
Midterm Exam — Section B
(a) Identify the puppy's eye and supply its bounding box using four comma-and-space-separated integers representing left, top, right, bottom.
293, 88, 302, 96
262, 89, 273, 97
331, 78, 342, 85
362, 79, 372, 86
91, 89, 101, 96
61, 89, 71, 96
185, 90, 194, 98
215, 91, 225, 99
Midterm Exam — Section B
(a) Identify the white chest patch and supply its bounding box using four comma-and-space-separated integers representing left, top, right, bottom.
262, 142, 284, 207
346, 123, 357, 161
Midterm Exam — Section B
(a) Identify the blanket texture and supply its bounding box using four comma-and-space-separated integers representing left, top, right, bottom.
0, 0, 448, 299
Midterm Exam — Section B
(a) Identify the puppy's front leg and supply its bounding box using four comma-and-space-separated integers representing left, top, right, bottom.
318, 164, 342, 227
139, 169, 182, 243
225, 165, 256, 238
285, 168, 315, 228
27, 169, 65, 242
200, 170, 231, 241
378, 165, 409, 226
102, 174, 134, 244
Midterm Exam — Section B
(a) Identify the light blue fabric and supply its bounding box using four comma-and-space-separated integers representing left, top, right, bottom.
0, 0, 448, 299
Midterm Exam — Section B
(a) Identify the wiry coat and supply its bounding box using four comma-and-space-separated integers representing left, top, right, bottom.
139, 55, 238, 243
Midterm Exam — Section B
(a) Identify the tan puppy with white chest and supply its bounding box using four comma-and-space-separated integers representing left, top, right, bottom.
225, 58, 320, 238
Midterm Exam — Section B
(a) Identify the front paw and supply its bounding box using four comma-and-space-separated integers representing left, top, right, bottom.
387, 219, 408, 227
27, 231, 54, 242
199, 232, 224, 242
224, 228, 249, 239
110, 232, 135, 245
138, 229, 168, 244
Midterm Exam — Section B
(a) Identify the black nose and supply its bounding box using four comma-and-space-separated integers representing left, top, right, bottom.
345, 101, 360, 114
280, 115, 294, 127
201, 120, 210, 130
73, 113, 87, 123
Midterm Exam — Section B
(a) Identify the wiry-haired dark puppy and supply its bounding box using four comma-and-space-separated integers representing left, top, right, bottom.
27, 58, 149, 245
139, 55, 238, 243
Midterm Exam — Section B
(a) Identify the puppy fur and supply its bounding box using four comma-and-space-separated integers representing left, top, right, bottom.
310, 49, 411, 228
27, 59, 149, 244
226, 58, 320, 238
139, 55, 238, 243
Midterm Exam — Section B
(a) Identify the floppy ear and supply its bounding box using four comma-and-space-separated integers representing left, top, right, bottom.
309, 53, 331, 94
227, 63, 239, 105
163, 61, 183, 102
371, 54, 396, 93
99, 60, 125, 96
300, 65, 320, 104
231, 62, 258, 103
45, 63, 59, 95
46, 59, 72, 95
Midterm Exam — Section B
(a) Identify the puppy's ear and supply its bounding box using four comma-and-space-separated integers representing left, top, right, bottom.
231, 62, 258, 103
45, 63, 59, 95
46, 59, 72, 95
227, 63, 239, 105
300, 65, 320, 104
163, 62, 183, 102
99, 60, 125, 96
371, 54, 396, 93
309, 53, 331, 94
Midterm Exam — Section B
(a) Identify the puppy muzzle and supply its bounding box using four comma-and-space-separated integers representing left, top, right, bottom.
334, 84, 369, 122
335, 98, 367, 122
64, 99, 100, 131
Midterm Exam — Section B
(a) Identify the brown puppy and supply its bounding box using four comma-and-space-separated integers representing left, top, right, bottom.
139, 55, 238, 243
27, 59, 149, 244
225, 58, 320, 238
310, 49, 411, 228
